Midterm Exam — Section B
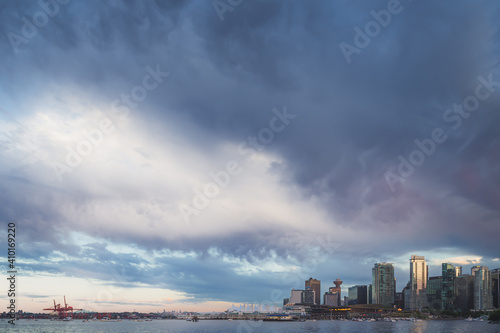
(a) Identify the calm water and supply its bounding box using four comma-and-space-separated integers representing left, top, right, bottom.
2, 319, 500, 333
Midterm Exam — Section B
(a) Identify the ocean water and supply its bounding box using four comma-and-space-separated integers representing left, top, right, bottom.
2, 319, 500, 333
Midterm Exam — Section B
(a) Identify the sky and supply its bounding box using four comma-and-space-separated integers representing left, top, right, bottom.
0, 0, 499, 314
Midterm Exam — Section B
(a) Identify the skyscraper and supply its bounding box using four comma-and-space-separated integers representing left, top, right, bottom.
454, 274, 475, 311
442, 263, 456, 310
471, 266, 493, 310
492, 268, 500, 308
348, 285, 368, 305
302, 287, 315, 305
289, 289, 302, 304
408, 255, 428, 310
427, 276, 442, 310
305, 277, 321, 305
368, 284, 373, 304
323, 291, 340, 306
454, 266, 462, 277
372, 263, 395, 307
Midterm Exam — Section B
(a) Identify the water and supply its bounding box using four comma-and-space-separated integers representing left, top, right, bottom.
2, 319, 500, 333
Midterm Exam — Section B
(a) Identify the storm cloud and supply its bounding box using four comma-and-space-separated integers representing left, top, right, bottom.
0, 0, 499, 310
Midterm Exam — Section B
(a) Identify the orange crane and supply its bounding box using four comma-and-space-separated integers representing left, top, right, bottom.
43, 296, 82, 319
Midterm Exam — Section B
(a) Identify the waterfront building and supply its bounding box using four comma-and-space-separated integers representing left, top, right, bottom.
454, 274, 475, 311
302, 287, 315, 305
348, 285, 368, 305
288, 288, 315, 305
323, 291, 340, 306
372, 263, 395, 307
471, 265, 493, 310
492, 268, 500, 308
368, 284, 373, 304
402, 281, 411, 310
394, 292, 404, 309
289, 289, 302, 304
282, 304, 307, 315
427, 276, 442, 310
305, 278, 321, 305
442, 263, 456, 310
408, 255, 428, 310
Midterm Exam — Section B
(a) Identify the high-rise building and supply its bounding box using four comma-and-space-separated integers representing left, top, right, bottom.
305, 278, 321, 305
289, 287, 316, 305
492, 268, 500, 308
323, 291, 340, 306
394, 292, 404, 309
471, 266, 493, 310
427, 276, 442, 310
289, 289, 302, 304
454, 274, 475, 311
368, 284, 373, 304
408, 255, 428, 310
454, 266, 462, 277
442, 263, 456, 310
372, 263, 395, 307
348, 285, 368, 305
402, 281, 411, 310
302, 287, 315, 305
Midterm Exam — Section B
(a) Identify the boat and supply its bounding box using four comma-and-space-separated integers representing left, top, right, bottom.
465, 317, 473, 322
263, 315, 294, 321
62, 316, 72, 321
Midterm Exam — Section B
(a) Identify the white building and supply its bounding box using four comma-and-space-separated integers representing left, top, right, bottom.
472, 266, 493, 310
289, 289, 303, 304
408, 255, 428, 310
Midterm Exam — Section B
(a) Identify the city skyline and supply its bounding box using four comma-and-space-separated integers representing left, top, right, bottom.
282, 255, 498, 312
1, 0, 500, 314
6, 252, 499, 313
